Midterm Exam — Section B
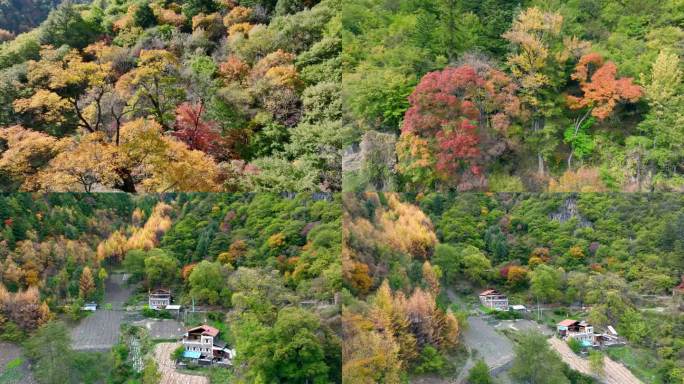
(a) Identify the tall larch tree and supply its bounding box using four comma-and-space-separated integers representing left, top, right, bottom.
79, 266, 95, 299
503, 7, 568, 176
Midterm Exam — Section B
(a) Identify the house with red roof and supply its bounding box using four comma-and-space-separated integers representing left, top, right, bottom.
557, 319, 595, 347
181, 324, 234, 366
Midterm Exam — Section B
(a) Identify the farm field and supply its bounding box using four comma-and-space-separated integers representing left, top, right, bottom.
131, 319, 184, 340
70, 311, 127, 351
462, 317, 515, 371
71, 274, 132, 351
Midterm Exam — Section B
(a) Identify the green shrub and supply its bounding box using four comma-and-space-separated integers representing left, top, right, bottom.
133, 2, 156, 28
141, 306, 173, 319
172, 346, 185, 362
412, 346, 452, 376
567, 337, 582, 354
468, 359, 493, 384
493, 310, 522, 320
488, 173, 525, 192
0, 321, 24, 342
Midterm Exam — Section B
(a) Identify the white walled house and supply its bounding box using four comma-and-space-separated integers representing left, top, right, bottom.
479, 289, 509, 311
557, 319, 595, 347
148, 289, 171, 309
181, 325, 234, 366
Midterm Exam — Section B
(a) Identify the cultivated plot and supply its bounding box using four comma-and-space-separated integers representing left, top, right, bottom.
462, 317, 515, 370
71, 273, 133, 351
153, 343, 209, 384
548, 337, 642, 384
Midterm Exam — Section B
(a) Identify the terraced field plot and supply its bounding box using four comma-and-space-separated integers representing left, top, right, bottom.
71, 310, 127, 351
153, 343, 209, 384
462, 317, 515, 370
548, 337, 642, 384
71, 273, 133, 351
131, 319, 184, 340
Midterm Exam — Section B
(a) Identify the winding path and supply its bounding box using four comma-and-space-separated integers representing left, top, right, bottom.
548, 337, 642, 384
153, 343, 209, 384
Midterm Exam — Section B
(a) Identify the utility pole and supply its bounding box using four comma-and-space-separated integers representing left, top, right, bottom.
537, 297, 541, 322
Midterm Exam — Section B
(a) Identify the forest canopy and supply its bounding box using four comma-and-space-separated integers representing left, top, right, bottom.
342, 0, 684, 193
0, 192, 342, 383
0, 0, 341, 192
342, 192, 684, 382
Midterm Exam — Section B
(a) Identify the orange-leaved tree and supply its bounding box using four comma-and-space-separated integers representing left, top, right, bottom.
565, 53, 642, 168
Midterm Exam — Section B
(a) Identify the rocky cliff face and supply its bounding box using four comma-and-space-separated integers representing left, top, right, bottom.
342, 131, 397, 190
549, 197, 592, 228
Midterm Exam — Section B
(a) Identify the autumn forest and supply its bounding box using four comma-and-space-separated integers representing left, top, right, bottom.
0, 0, 340, 192
343, 0, 684, 192
0, 0, 683, 383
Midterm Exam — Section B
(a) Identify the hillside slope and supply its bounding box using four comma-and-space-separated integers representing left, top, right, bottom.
342, 192, 684, 382
0, 0, 341, 192
0, 193, 342, 383
343, 0, 684, 192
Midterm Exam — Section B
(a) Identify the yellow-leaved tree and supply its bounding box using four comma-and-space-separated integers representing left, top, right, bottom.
115, 49, 185, 130
0, 125, 67, 189
13, 46, 112, 133
31, 119, 221, 192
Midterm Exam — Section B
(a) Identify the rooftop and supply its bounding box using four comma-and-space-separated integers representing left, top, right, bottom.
479, 289, 503, 296
187, 324, 219, 337
558, 319, 579, 327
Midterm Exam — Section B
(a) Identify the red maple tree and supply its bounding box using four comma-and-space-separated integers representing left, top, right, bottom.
565, 53, 642, 167
172, 102, 222, 154
401, 65, 518, 189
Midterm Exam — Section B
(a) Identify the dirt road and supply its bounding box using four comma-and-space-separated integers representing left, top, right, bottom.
548, 337, 642, 384
153, 343, 209, 384
463, 317, 515, 370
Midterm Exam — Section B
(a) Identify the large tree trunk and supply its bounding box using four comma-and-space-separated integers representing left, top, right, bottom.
114, 168, 136, 193
534, 117, 545, 176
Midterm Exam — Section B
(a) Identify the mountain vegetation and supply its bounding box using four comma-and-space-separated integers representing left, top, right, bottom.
0, 0, 341, 192
342, 192, 684, 382
0, 192, 341, 383
0, 0, 62, 35
343, 0, 684, 192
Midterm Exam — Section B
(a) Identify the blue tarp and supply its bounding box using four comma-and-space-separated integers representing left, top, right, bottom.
581, 340, 592, 347
183, 350, 201, 359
